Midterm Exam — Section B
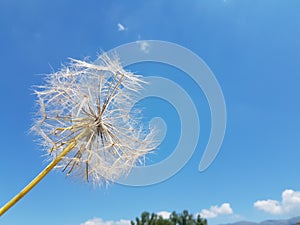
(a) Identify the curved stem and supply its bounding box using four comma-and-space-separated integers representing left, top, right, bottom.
0, 140, 77, 217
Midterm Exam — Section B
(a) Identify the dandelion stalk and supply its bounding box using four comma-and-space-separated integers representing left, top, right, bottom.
0, 140, 76, 216
0, 52, 159, 216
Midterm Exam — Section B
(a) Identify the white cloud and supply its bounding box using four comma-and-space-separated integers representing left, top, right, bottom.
81, 218, 131, 225
254, 199, 282, 214
199, 203, 233, 219
254, 189, 300, 215
117, 23, 127, 31
138, 41, 150, 53
157, 211, 171, 219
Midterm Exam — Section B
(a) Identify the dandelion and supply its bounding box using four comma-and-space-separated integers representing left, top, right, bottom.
0, 52, 158, 216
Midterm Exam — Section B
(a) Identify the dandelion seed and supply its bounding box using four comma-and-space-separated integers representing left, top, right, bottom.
0, 52, 159, 216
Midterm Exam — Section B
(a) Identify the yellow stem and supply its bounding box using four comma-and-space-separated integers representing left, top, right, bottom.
0, 140, 77, 217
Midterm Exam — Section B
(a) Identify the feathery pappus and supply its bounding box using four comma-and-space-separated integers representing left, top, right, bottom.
32, 53, 159, 185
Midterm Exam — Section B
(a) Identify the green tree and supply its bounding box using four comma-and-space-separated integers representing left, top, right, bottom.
131, 210, 207, 225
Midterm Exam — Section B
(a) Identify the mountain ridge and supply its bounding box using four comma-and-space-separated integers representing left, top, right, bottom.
219, 216, 300, 225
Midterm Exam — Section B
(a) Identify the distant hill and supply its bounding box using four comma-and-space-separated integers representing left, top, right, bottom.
219, 216, 300, 225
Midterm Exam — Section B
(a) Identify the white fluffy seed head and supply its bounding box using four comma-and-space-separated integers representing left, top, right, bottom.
32, 52, 159, 185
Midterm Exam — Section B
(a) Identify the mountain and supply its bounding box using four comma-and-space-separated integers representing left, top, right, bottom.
219, 216, 300, 225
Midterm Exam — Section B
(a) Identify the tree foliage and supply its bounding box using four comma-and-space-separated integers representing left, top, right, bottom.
131, 210, 207, 225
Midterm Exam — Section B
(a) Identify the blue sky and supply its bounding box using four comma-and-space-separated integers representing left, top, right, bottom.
1, 1, 300, 225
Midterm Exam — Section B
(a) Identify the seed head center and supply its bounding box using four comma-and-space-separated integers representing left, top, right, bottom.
95, 117, 104, 136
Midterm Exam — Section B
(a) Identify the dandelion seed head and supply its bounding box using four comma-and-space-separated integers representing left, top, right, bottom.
32, 52, 159, 185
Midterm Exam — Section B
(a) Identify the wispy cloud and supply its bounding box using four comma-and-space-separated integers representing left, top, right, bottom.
254, 189, 300, 215
81, 218, 131, 225
117, 23, 127, 31
199, 203, 233, 219
138, 41, 150, 53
